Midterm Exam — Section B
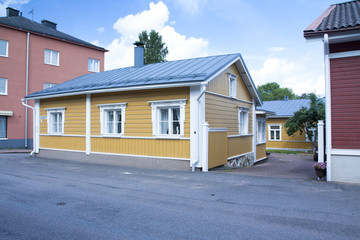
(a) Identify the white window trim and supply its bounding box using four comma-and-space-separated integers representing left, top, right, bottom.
44, 49, 59, 66
0, 39, 9, 57
98, 103, 127, 137
148, 99, 187, 138
238, 107, 249, 135
44, 83, 57, 89
0, 78, 8, 95
268, 124, 282, 141
257, 118, 266, 144
88, 58, 100, 72
46, 107, 66, 135
228, 73, 238, 98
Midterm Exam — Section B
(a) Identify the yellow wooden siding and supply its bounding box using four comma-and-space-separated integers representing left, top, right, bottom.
40, 136, 86, 151
39, 96, 86, 135
266, 118, 312, 150
91, 87, 190, 137
227, 135, 253, 158
256, 143, 267, 160
206, 64, 252, 101
205, 93, 253, 135
208, 131, 228, 169
91, 138, 190, 159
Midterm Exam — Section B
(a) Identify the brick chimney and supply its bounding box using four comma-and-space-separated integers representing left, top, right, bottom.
6, 7, 20, 17
41, 20, 57, 30
133, 41, 144, 67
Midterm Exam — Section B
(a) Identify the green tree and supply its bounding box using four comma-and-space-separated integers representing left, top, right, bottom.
138, 30, 168, 65
257, 82, 296, 101
284, 93, 325, 151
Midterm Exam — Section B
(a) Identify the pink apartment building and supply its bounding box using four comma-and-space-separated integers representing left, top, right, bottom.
0, 7, 107, 149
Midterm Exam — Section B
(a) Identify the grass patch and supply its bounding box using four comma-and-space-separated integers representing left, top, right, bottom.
267, 149, 313, 155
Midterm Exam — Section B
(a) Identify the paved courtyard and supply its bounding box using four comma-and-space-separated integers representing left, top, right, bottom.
0, 153, 359, 240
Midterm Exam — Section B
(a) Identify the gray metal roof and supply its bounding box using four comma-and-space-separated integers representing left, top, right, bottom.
26, 53, 261, 104
0, 15, 106, 51
258, 99, 310, 118
304, 0, 360, 38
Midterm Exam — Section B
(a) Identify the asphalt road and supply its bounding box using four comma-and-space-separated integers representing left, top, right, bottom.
0, 153, 359, 240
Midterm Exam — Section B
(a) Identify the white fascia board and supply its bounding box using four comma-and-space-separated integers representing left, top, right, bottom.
26, 82, 202, 100
306, 32, 360, 43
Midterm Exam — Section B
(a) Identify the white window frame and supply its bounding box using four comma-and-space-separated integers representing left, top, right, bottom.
88, 58, 100, 72
98, 103, 127, 136
257, 118, 266, 144
228, 73, 237, 98
149, 99, 187, 138
0, 39, 8, 57
44, 49, 59, 66
46, 107, 65, 135
269, 124, 282, 141
238, 107, 249, 135
0, 78, 8, 95
43, 83, 57, 89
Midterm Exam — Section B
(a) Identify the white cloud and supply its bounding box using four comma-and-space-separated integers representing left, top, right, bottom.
268, 47, 285, 52
0, 0, 29, 16
250, 57, 325, 96
105, 1, 209, 70
97, 27, 105, 33
91, 40, 100, 46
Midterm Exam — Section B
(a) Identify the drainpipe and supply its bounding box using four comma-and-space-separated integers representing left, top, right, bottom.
192, 85, 207, 172
21, 99, 36, 156
324, 34, 332, 181
25, 32, 30, 148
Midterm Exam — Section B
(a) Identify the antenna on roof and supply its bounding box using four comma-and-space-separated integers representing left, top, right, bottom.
29, 8, 34, 20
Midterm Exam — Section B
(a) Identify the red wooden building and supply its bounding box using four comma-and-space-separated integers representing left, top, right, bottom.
0, 7, 107, 149
304, 0, 360, 183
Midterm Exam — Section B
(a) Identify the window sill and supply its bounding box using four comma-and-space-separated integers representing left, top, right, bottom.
47, 133, 64, 136
257, 141, 266, 145
0, 93, 8, 96
268, 139, 282, 141
88, 70, 99, 73
101, 134, 124, 138
45, 63, 59, 67
0, 55, 8, 58
154, 135, 183, 139
0, 138, 8, 140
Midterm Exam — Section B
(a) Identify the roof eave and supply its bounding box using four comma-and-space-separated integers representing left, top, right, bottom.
25, 81, 203, 100
304, 27, 360, 42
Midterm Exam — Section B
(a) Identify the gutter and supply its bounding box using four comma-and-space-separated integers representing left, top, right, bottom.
25, 32, 30, 148
21, 99, 36, 156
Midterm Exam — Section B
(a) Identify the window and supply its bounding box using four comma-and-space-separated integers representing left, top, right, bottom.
306, 128, 317, 142
47, 108, 65, 134
229, 74, 237, 98
269, 124, 281, 140
88, 58, 100, 72
257, 118, 266, 144
149, 99, 186, 137
0, 116, 7, 138
0, 78, 7, 95
238, 107, 249, 135
0, 39, 8, 57
44, 49, 59, 66
98, 103, 126, 136
44, 83, 57, 89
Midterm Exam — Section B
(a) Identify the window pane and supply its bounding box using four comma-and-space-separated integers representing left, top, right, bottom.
271, 131, 274, 140
0, 116, 6, 138
160, 109, 168, 121
0, 40, 8, 56
0, 78, 6, 94
115, 110, 121, 134
58, 113, 62, 133
88, 58, 93, 71
44, 49, 51, 64
173, 122, 180, 135
106, 111, 114, 133
276, 131, 280, 140
52, 51, 59, 65
94, 59, 99, 72
271, 126, 280, 130
160, 122, 168, 134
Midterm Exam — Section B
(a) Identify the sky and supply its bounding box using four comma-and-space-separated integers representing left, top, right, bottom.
1, 0, 344, 96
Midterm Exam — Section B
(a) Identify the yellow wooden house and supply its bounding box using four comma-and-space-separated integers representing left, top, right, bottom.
259, 99, 314, 151
24, 48, 265, 171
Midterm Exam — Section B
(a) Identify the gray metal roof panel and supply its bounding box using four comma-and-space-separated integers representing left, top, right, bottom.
304, 0, 360, 35
0, 16, 106, 51
26, 53, 242, 98
260, 99, 310, 117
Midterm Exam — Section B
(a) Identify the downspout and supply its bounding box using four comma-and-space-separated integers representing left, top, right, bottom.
192, 85, 207, 172
252, 98, 256, 162
324, 34, 332, 181
25, 32, 30, 148
21, 99, 36, 156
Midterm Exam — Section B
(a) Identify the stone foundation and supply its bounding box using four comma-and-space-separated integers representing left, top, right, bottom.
226, 152, 255, 168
